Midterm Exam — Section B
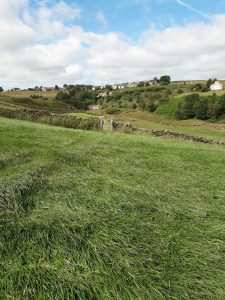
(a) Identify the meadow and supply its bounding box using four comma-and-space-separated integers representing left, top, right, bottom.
0, 91, 71, 113
1, 89, 225, 141
1, 117, 225, 299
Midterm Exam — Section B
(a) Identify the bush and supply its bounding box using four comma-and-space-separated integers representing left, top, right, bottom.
105, 108, 120, 114
175, 93, 200, 120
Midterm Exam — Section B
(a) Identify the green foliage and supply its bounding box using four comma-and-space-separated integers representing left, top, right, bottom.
159, 75, 171, 85
105, 107, 120, 114
0, 87, 3, 92
175, 93, 225, 120
191, 83, 202, 92
194, 98, 208, 120
177, 88, 183, 95
137, 81, 145, 87
30, 94, 43, 99
56, 85, 96, 110
175, 93, 200, 120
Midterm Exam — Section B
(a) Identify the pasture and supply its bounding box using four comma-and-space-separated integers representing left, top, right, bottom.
1, 117, 225, 299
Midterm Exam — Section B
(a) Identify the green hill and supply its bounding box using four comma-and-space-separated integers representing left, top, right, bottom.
1, 117, 225, 299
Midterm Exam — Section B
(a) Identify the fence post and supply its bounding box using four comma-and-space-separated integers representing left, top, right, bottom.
99, 116, 104, 130
110, 119, 114, 132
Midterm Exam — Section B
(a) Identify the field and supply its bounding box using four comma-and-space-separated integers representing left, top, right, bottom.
1, 89, 225, 141
1, 117, 225, 299
88, 110, 225, 140
0, 91, 72, 112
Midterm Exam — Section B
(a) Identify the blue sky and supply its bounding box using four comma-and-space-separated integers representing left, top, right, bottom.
1, 0, 225, 87
33, 0, 225, 38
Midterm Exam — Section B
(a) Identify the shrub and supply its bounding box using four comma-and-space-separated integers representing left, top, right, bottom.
105, 108, 120, 114
177, 89, 183, 95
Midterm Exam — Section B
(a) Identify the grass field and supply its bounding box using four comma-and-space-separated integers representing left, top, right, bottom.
0, 91, 71, 112
1, 117, 225, 299
1, 89, 225, 141
99, 110, 225, 140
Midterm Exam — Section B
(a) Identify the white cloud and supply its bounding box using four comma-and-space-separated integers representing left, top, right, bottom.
95, 11, 108, 27
0, 0, 225, 88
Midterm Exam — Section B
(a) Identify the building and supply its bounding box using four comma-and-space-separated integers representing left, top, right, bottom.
98, 92, 108, 97
128, 82, 138, 88
210, 81, 224, 91
11, 88, 20, 92
89, 105, 101, 110
40, 87, 47, 92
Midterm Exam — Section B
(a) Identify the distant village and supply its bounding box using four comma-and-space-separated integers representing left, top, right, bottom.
7, 79, 225, 94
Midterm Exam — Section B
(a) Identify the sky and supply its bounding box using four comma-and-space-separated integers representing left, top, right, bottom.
1, 0, 225, 88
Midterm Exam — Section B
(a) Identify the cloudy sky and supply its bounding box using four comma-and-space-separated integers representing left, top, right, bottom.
1, 0, 225, 88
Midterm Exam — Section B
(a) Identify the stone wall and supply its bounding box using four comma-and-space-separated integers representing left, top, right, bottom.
133, 127, 225, 146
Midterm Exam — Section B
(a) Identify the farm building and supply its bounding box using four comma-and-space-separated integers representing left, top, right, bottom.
89, 105, 101, 110
210, 81, 224, 91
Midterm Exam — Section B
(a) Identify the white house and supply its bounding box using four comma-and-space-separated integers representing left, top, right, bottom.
210, 81, 224, 91
89, 105, 101, 110
98, 92, 108, 97
128, 82, 138, 88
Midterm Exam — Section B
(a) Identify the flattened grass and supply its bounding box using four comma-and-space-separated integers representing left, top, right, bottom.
1, 117, 225, 299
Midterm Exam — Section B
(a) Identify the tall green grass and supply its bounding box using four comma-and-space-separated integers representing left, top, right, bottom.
1, 117, 225, 299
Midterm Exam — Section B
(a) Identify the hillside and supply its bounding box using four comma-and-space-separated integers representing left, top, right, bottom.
1, 117, 225, 299
0, 90, 72, 113
1, 89, 225, 141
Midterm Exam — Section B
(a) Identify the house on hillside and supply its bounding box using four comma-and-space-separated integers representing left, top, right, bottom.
210, 81, 224, 91
40, 87, 47, 92
128, 82, 138, 88
98, 92, 108, 97
89, 105, 101, 110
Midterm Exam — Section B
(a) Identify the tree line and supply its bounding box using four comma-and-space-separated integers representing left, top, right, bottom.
176, 93, 225, 120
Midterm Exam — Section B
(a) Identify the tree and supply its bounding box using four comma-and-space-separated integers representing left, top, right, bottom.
176, 93, 200, 119
55, 91, 69, 101
159, 75, 171, 85
194, 99, 208, 120
105, 85, 113, 91
191, 83, 202, 92
137, 81, 145, 87
55, 85, 60, 90
206, 78, 212, 89
0, 87, 3, 92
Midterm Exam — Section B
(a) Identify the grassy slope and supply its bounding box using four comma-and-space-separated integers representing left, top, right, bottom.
103, 111, 225, 140
2, 89, 225, 140
0, 91, 72, 112
155, 90, 225, 118
1, 117, 225, 299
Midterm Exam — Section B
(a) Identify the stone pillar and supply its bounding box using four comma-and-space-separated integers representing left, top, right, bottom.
99, 117, 104, 130
110, 119, 114, 132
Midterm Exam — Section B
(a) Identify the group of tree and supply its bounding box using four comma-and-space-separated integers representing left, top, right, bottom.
175, 93, 225, 120
137, 76, 171, 87
191, 78, 217, 93
0, 87, 3, 92
56, 85, 96, 109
